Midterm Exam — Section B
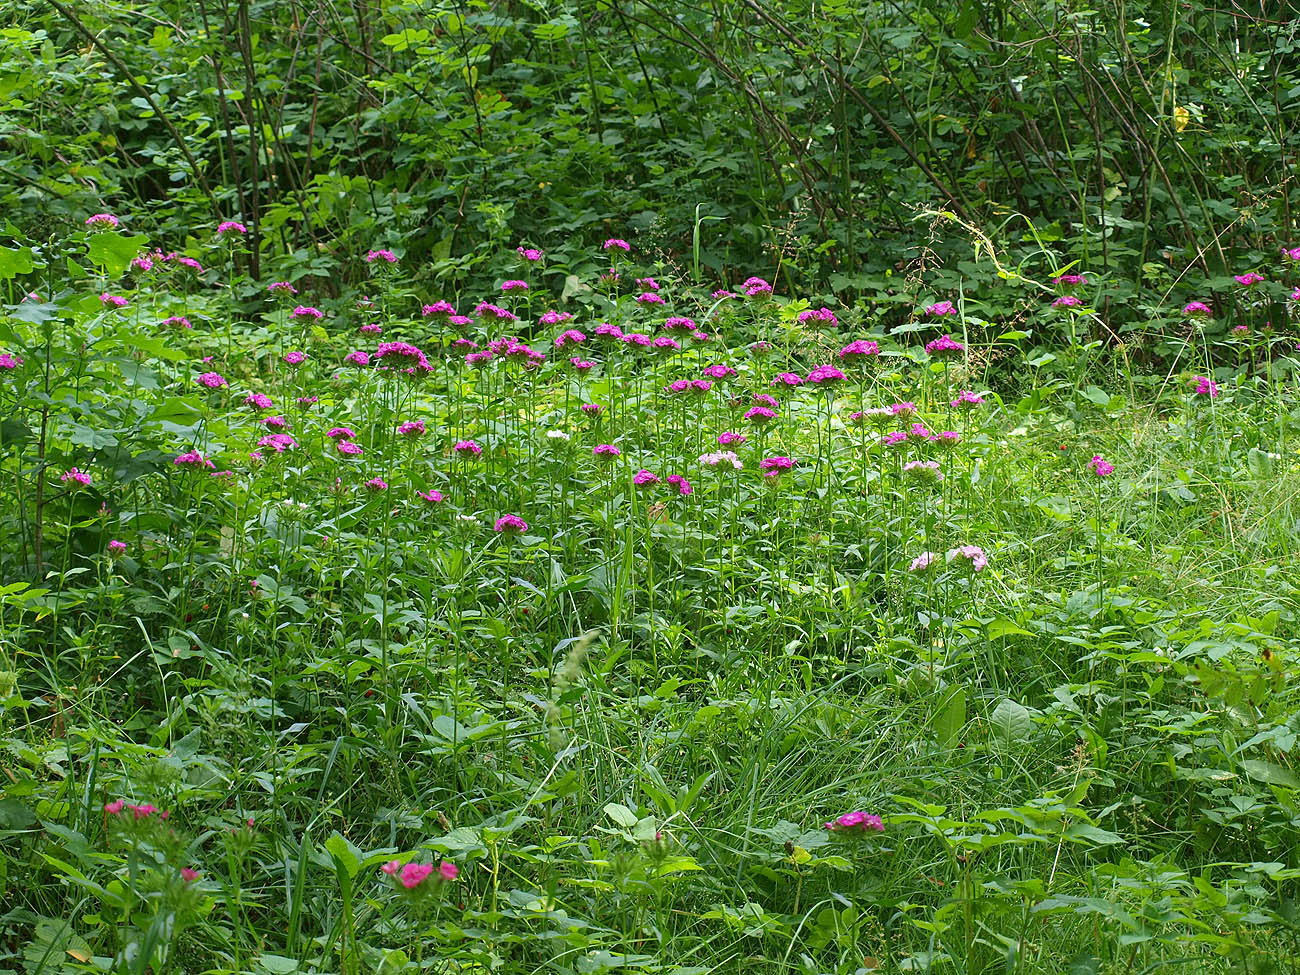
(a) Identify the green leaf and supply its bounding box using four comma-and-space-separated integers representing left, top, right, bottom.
986, 619, 1033, 640
989, 698, 1033, 744
380, 28, 429, 51
0, 245, 34, 280
85, 232, 148, 277
603, 802, 639, 828
1063, 824, 1124, 845
1240, 760, 1300, 789
324, 831, 361, 879
931, 685, 966, 747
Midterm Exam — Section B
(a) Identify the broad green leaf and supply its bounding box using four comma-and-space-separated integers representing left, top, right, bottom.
990, 698, 1033, 744
1240, 760, 1300, 789
603, 802, 638, 828
0, 245, 34, 280
85, 232, 148, 277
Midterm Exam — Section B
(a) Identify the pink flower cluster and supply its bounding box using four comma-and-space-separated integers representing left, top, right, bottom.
824, 810, 884, 832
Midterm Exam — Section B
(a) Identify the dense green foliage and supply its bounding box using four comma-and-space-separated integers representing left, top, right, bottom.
4, 1, 1300, 308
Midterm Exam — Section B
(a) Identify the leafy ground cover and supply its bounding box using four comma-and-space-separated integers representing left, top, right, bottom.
1, 224, 1299, 973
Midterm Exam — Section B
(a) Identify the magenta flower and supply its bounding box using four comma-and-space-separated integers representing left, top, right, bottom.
717, 431, 747, 446
713, 288, 738, 299
376, 341, 433, 373
381, 861, 401, 876
1052, 294, 1082, 308
700, 450, 742, 470
363, 477, 387, 492
132, 254, 154, 272
418, 489, 443, 505
399, 862, 433, 888
934, 431, 962, 448
108, 539, 127, 555
749, 341, 773, 357
197, 371, 227, 389
702, 363, 737, 380
292, 305, 323, 320
359, 324, 382, 336
517, 246, 543, 261
666, 474, 692, 496
634, 469, 661, 487
880, 431, 908, 448
268, 281, 298, 297
398, 420, 426, 437
494, 514, 528, 533
262, 415, 288, 429
475, 302, 519, 323
336, 441, 363, 456
889, 402, 918, 418
99, 293, 128, 308
580, 403, 603, 416
593, 323, 624, 343
1235, 272, 1264, 287
1087, 454, 1114, 477
839, 340, 880, 362
744, 406, 777, 424
540, 310, 574, 326
453, 439, 483, 457
85, 213, 119, 230
759, 456, 794, 479
925, 334, 964, 357
1193, 375, 1220, 397
173, 451, 215, 469
798, 307, 838, 327
180, 868, 201, 884
365, 249, 398, 264
952, 390, 984, 410
806, 364, 846, 385
925, 300, 957, 317
174, 256, 204, 273
603, 238, 631, 252
622, 332, 652, 349
635, 292, 666, 306
771, 372, 803, 387
465, 351, 493, 367
439, 861, 459, 881
344, 350, 371, 367
690, 329, 712, 343
104, 799, 125, 814
1052, 273, 1088, 286
327, 427, 357, 440
127, 803, 160, 820
501, 279, 529, 292
217, 220, 247, 236
569, 358, 595, 371
422, 300, 459, 318
162, 316, 192, 329
283, 350, 307, 366
61, 468, 92, 487
257, 433, 296, 453
652, 336, 680, 352
1182, 301, 1212, 317
742, 276, 773, 297
593, 444, 621, 460
823, 810, 884, 832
